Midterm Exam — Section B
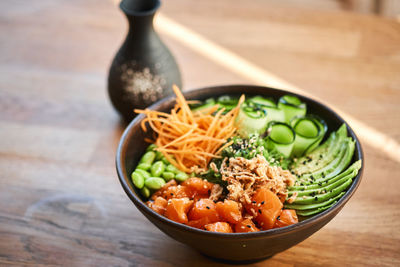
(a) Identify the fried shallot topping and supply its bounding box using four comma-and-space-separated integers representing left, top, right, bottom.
219, 155, 296, 205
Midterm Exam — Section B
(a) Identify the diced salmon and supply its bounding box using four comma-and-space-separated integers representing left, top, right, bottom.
161, 185, 191, 200
165, 198, 193, 224
216, 200, 242, 224
274, 209, 298, 228
246, 188, 283, 230
205, 222, 233, 233
187, 217, 212, 229
278, 194, 286, 204
151, 180, 178, 200
234, 218, 260, 233
147, 196, 168, 215
182, 177, 214, 197
188, 199, 219, 224
193, 194, 210, 202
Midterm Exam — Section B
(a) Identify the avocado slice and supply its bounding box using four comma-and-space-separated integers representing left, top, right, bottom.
285, 124, 361, 216
288, 160, 361, 191
296, 202, 338, 216
288, 172, 354, 197
289, 175, 353, 205
285, 192, 345, 210
295, 139, 349, 185
316, 139, 355, 181
293, 124, 347, 175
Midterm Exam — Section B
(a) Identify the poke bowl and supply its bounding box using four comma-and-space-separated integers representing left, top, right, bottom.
116, 85, 364, 262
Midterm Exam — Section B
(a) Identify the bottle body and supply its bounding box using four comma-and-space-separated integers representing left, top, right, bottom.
108, 0, 182, 121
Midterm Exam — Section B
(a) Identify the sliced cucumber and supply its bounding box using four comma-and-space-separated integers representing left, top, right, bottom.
248, 96, 285, 123
290, 115, 327, 157
236, 102, 269, 137
265, 122, 296, 157
278, 95, 306, 123
191, 97, 216, 112
217, 95, 239, 112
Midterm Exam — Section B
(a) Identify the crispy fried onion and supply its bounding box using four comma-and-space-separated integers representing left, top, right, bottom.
218, 155, 296, 206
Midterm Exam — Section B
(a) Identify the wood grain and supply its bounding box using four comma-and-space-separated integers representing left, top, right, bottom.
0, 0, 399, 266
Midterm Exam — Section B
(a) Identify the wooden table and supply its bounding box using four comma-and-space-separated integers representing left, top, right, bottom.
1, 0, 399, 266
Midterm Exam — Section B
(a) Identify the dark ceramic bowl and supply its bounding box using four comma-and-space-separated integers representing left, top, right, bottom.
116, 85, 364, 262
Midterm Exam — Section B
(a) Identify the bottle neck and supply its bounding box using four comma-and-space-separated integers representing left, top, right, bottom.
126, 13, 156, 37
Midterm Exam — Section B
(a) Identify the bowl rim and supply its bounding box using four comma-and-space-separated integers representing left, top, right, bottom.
116, 84, 364, 239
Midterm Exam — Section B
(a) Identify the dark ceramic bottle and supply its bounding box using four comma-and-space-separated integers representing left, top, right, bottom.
108, 0, 182, 122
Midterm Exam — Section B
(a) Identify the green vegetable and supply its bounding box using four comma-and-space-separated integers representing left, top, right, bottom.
162, 157, 170, 165
217, 95, 239, 111
137, 163, 151, 171
145, 177, 166, 190
162, 171, 175, 181
296, 202, 337, 216
298, 139, 353, 184
288, 173, 352, 197
278, 95, 306, 123
155, 151, 164, 161
131, 172, 145, 189
134, 169, 151, 180
285, 192, 345, 210
175, 172, 189, 182
289, 161, 360, 191
140, 187, 151, 198
290, 115, 327, 157
292, 124, 348, 176
146, 144, 157, 152
191, 97, 217, 111
166, 164, 180, 174
284, 125, 361, 217
235, 102, 269, 137
248, 96, 285, 123
291, 176, 353, 205
151, 161, 165, 177
140, 151, 156, 165
266, 122, 295, 157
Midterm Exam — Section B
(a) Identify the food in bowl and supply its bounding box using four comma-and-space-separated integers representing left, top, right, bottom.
129, 86, 362, 233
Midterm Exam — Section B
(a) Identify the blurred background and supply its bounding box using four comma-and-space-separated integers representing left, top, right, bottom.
1, 0, 399, 266
261, 0, 400, 19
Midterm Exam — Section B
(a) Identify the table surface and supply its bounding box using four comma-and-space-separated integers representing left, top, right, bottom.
1, 0, 400, 266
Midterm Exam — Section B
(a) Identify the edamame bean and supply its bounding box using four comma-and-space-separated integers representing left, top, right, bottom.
161, 157, 169, 165
175, 172, 189, 182
146, 144, 157, 152
151, 161, 165, 177
140, 151, 156, 165
145, 177, 166, 190
162, 171, 175, 181
155, 151, 164, 161
131, 172, 144, 189
137, 163, 151, 171
140, 187, 151, 198
134, 169, 151, 180
166, 164, 179, 174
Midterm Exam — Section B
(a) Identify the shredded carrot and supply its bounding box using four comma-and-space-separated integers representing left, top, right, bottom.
135, 85, 244, 173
